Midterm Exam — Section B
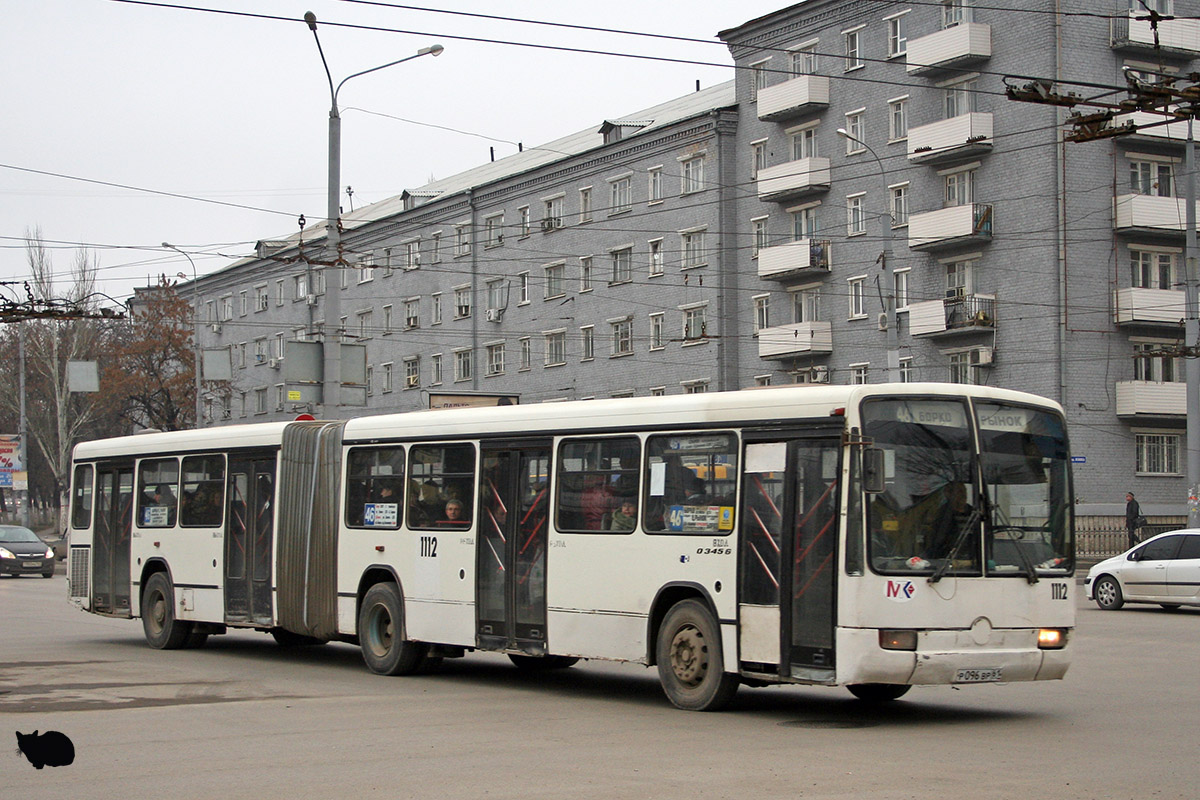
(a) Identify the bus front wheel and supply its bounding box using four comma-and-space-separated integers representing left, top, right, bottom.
141, 572, 192, 650
358, 583, 430, 676
848, 683, 911, 702
655, 599, 739, 711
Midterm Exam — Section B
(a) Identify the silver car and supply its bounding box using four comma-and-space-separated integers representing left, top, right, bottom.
1085, 529, 1200, 611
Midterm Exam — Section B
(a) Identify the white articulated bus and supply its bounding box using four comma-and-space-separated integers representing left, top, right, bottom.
66, 383, 1074, 710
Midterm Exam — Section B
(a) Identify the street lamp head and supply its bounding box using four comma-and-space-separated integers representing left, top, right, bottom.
835, 127, 852, 139
162, 241, 174, 249
304, 11, 318, 31
420, 44, 445, 57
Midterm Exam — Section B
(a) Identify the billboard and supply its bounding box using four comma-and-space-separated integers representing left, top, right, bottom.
428, 393, 519, 410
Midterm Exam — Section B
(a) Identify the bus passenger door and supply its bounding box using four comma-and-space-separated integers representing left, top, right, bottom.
476, 440, 552, 655
225, 455, 277, 626
739, 437, 840, 681
93, 464, 134, 616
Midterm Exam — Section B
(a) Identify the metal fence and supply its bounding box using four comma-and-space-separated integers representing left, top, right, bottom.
1075, 515, 1185, 558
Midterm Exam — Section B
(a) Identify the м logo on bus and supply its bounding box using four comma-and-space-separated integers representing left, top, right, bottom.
886, 580, 916, 602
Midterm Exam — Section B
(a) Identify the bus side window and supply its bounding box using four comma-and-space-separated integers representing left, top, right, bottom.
71, 464, 94, 529
643, 433, 738, 534
345, 446, 405, 529
555, 437, 641, 532
409, 443, 475, 529
137, 458, 180, 528
180, 455, 225, 527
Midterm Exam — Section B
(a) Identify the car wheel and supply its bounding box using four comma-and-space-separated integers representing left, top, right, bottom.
1094, 575, 1124, 610
41, 570, 54, 579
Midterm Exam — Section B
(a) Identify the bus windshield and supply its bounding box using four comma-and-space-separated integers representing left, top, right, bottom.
975, 402, 1072, 576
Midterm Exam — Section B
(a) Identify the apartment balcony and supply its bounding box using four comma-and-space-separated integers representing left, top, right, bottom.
757, 239, 831, 281
1113, 194, 1200, 236
1114, 287, 1185, 326
909, 294, 996, 338
757, 158, 831, 202
907, 113, 993, 164
907, 22, 991, 76
1111, 11, 1200, 57
1112, 110, 1189, 145
757, 321, 833, 359
1116, 380, 1186, 418
908, 203, 993, 251
757, 75, 830, 122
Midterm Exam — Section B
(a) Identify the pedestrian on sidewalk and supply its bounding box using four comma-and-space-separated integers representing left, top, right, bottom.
1125, 492, 1143, 550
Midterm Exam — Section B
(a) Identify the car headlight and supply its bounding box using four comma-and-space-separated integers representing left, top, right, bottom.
45, 547, 54, 559
0, 547, 14, 559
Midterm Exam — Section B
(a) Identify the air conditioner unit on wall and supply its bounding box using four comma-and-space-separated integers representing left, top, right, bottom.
306, 294, 318, 306
970, 347, 995, 367
486, 308, 504, 322
268, 358, 281, 370
810, 365, 830, 383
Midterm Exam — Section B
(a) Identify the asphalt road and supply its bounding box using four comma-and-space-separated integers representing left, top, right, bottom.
3, 573, 1198, 799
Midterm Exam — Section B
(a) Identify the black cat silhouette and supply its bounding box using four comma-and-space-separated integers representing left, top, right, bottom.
15, 730, 75, 769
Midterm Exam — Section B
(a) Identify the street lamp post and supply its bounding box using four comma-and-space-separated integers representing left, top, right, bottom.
304, 11, 442, 415
163, 242, 203, 428
837, 128, 900, 382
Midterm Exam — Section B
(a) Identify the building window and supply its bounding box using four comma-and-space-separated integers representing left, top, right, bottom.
518, 206, 531, 237
611, 247, 633, 284
650, 313, 665, 350
519, 338, 532, 370
580, 325, 595, 361
454, 286, 472, 319
754, 295, 769, 332
791, 45, 817, 75
404, 299, 419, 330
454, 349, 472, 382
683, 380, 709, 394
254, 286, 268, 312
791, 127, 819, 160
545, 331, 567, 366
486, 343, 505, 376
544, 263, 565, 299
844, 111, 865, 153
681, 229, 706, 269
682, 305, 707, 342
356, 311, 372, 340
275, 279, 285, 307
794, 206, 819, 239
851, 363, 869, 385
848, 277, 866, 319
580, 256, 593, 292
358, 252, 376, 283
255, 387, 268, 414
486, 279, 505, 313
1133, 342, 1183, 383
887, 13, 907, 57
484, 213, 504, 248
793, 286, 820, 323
946, 260, 972, 298
899, 357, 913, 383
579, 187, 592, 223
751, 140, 768, 178
948, 351, 975, 384
518, 272, 530, 304
1136, 432, 1182, 475
649, 239, 664, 276
750, 60, 770, 100
844, 28, 863, 71
611, 319, 633, 356
889, 97, 908, 140
1131, 249, 1178, 289
1130, 160, 1175, 197
752, 217, 768, 257
648, 167, 663, 204
403, 240, 421, 270
650, 386, 666, 397
945, 79, 978, 118
543, 196, 564, 230
405, 357, 421, 389
944, 169, 975, 207
378, 362, 392, 394
891, 183, 910, 226
430, 232, 442, 263
943, 0, 971, 28
681, 156, 705, 194
431, 293, 443, 325
610, 176, 632, 214
847, 194, 866, 235
895, 268, 910, 311
431, 354, 443, 385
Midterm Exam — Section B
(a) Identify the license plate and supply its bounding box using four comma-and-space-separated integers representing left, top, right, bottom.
954, 667, 1001, 683
22, 561, 40, 568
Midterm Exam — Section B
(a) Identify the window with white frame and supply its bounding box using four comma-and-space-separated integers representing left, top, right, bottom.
681, 228, 706, 269
544, 262, 565, 299
791, 126, 819, 160
793, 285, 821, 323
891, 183, 910, 226
844, 27, 863, 71
610, 247, 633, 283
610, 176, 632, 213
1136, 431, 1181, 475
1131, 248, 1178, 289
947, 351, 975, 384
682, 379, 709, 394
650, 313, 665, 349
519, 338, 532, 370
403, 298, 419, 329
273, 279, 284, 307
254, 285, 268, 312
848, 276, 866, 319
681, 156, 705, 194
382, 362, 394, 393
945, 259, 972, 298
791, 44, 817, 75
942, 0, 971, 28
254, 338, 267, 362
454, 349, 472, 382
484, 213, 504, 248
255, 387, 268, 414
750, 60, 770, 100
755, 374, 773, 387
850, 363, 869, 385
752, 216, 768, 257
899, 357, 914, 383
486, 279, 505, 312
358, 253, 376, 283
430, 353, 443, 385
381, 247, 394, 277
403, 239, 421, 270
518, 272, 530, 304
1133, 342, 1183, 382
944, 168, 975, 207
357, 311, 372, 340
648, 167, 664, 203
895, 268, 910, 311
580, 256, 593, 292
455, 224, 471, 256
219, 295, 233, 321
1130, 158, 1175, 196
518, 206, 531, 237
844, 111, 865, 153
793, 205, 819, 239
544, 331, 566, 366
889, 97, 908, 140
649, 239, 664, 276
431, 292, 443, 324
579, 187, 592, 223
238, 291, 248, 317
754, 295, 770, 332
430, 232, 442, 263
580, 325, 594, 360
611, 318, 633, 356
682, 304, 707, 342
886, 12, 908, 57
945, 79, 978, 118
847, 193, 866, 235
454, 286, 471, 319
486, 343, 505, 376
543, 196, 564, 230
650, 386, 666, 396
751, 140, 768, 178
235, 342, 246, 369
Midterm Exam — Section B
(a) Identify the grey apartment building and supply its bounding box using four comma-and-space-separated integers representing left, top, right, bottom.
186, 0, 1200, 518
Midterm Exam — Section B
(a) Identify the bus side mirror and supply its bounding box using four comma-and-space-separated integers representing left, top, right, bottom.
863, 448, 885, 494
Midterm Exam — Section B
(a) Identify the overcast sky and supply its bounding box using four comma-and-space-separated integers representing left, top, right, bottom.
2, 0, 790, 304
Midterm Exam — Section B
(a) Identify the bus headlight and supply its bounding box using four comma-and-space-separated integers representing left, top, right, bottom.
879, 630, 918, 651
1037, 629, 1067, 650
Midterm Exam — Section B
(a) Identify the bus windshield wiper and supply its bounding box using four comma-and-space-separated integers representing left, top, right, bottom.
928, 502, 984, 584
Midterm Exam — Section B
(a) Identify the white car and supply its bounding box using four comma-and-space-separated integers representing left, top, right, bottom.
1085, 529, 1200, 610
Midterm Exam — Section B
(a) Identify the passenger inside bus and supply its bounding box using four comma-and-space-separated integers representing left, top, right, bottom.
438, 499, 469, 526
609, 498, 637, 532
921, 481, 976, 561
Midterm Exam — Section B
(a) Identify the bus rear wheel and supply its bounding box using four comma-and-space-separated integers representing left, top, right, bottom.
655, 599, 738, 711
848, 683, 911, 702
358, 583, 430, 676
141, 572, 192, 650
